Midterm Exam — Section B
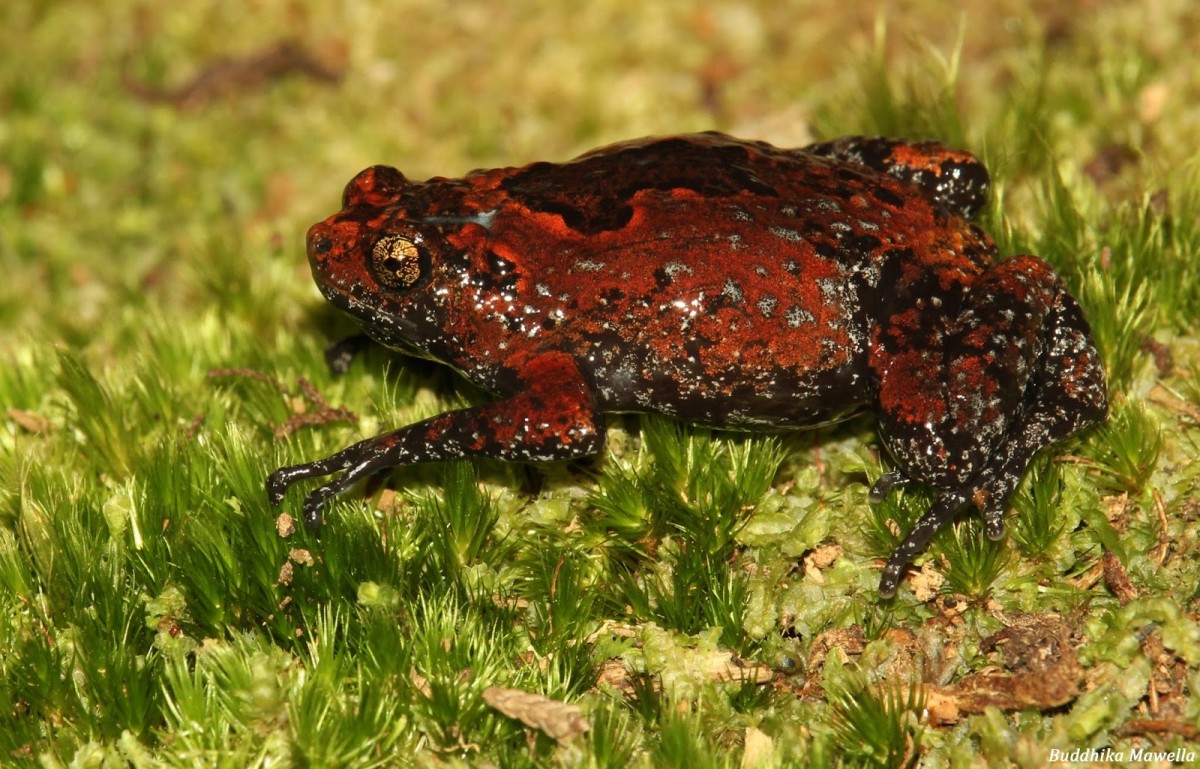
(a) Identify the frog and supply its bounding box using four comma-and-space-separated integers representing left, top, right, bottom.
267, 131, 1108, 597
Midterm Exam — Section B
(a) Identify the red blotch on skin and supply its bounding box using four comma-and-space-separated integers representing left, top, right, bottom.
876, 348, 947, 425
886, 143, 977, 175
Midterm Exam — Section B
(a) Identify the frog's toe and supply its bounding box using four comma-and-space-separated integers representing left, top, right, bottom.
323, 333, 372, 375
984, 509, 1007, 541
868, 470, 909, 503
266, 467, 296, 505
878, 487, 970, 598
302, 489, 329, 529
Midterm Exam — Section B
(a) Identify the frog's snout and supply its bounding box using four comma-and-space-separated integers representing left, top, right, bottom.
307, 222, 334, 261
304, 219, 354, 291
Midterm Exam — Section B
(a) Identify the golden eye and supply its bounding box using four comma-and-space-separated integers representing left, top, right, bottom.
371, 235, 423, 288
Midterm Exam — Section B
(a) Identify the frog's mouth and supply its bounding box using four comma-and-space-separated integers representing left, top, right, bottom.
315, 281, 419, 343
365, 328, 450, 365
316, 285, 447, 365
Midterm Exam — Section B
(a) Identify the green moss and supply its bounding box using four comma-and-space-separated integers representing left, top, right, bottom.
3, 2, 1200, 765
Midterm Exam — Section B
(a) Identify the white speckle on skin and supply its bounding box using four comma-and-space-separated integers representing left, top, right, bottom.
786, 306, 814, 327
815, 278, 840, 300
768, 225, 804, 243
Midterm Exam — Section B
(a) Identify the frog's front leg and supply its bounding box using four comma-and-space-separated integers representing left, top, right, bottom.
871, 256, 1107, 597
267, 351, 605, 527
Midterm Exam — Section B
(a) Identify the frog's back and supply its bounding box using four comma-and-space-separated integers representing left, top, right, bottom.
469, 133, 992, 426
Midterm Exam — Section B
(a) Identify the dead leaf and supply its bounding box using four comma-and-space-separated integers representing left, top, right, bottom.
923, 614, 1082, 724
1148, 383, 1200, 423
909, 562, 944, 603
375, 488, 404, 515
802, 545, 839, 584
410, 669, 432, 698
1138, 81, 1170, 123
123, 39, 343, 110
742, 726, 773, 768
8, 408, 50, 433
806, 626, 865, 674
207, 368, 357, 438
1102, 551, 1136, 605
482, 686, 590, 742
1117, 718, 1200, 741
596, 658, 639, 694
697, 649, 776, 684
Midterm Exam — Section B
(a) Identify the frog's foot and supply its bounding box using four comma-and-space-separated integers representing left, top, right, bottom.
876, 428, 1037, 598
868, 470, 909, 503
877, 376, 1104, 597
267, 441, 387, 527
878, 487, 969, 598
323, 333, 373, 375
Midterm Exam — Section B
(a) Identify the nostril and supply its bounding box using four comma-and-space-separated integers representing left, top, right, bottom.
309, 230, 333, 255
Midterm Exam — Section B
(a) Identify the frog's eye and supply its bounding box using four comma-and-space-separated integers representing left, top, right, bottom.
370, 235, 426, 290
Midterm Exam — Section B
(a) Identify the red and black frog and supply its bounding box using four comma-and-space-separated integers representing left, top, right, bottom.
268, 131, 1107, 597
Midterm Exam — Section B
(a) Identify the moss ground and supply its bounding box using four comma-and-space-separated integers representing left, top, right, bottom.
3, 2, 1200, 766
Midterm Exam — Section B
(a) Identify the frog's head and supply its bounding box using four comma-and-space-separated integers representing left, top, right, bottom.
305, 165, 460, 356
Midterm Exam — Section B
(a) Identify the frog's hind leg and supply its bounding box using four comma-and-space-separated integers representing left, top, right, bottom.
871, 256, 1107, 597
970, 275, 1107, 539
805, 136, 991, 220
